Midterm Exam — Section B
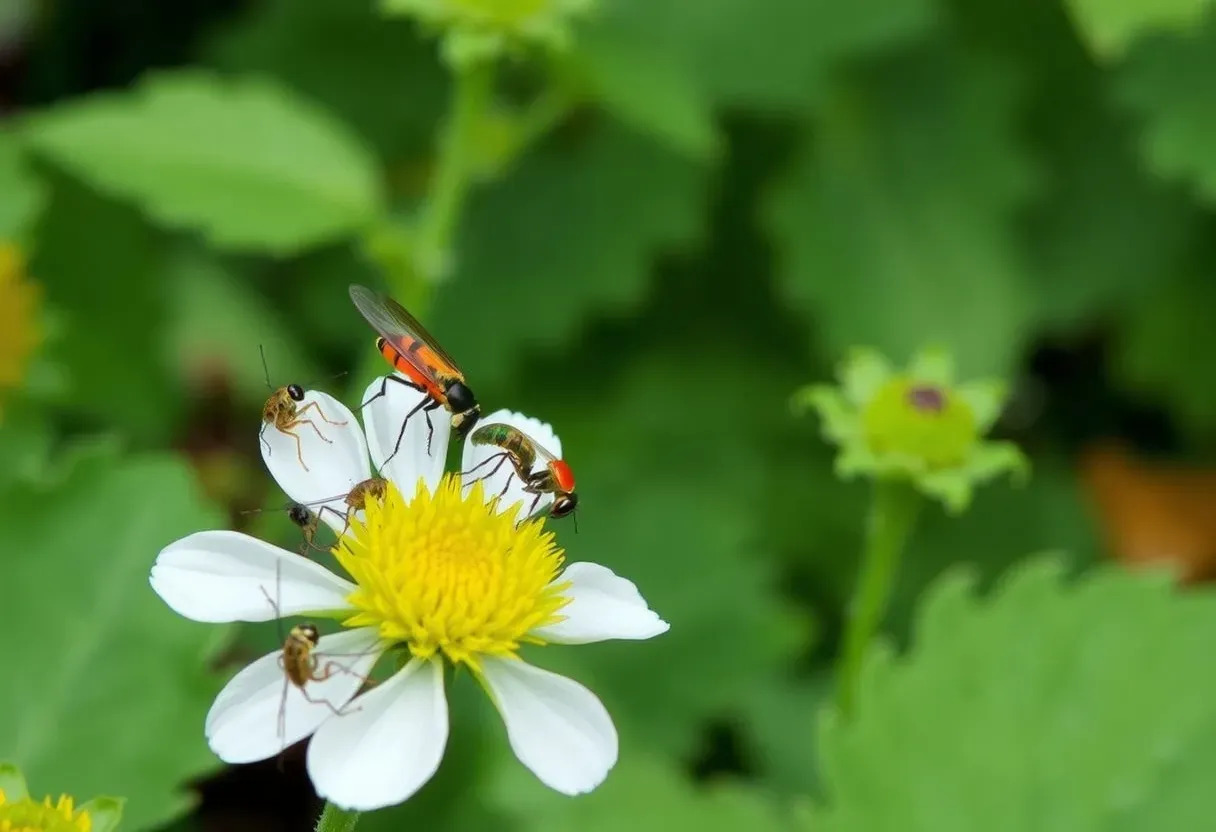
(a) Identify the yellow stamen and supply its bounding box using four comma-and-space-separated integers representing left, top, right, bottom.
0, 243, 42, 401
0, 787, 91, 832
335, 475, 570, 670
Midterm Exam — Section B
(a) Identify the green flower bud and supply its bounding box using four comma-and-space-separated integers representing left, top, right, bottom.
793, 347, 1028, 514
381, 0, 595, 67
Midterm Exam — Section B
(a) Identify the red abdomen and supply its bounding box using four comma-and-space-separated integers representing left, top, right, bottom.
550, 459, 576, 492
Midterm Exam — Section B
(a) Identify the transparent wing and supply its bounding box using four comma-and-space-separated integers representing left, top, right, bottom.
349, 285, 464, 378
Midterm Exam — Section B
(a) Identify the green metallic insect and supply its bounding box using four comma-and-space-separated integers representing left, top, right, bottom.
463, 423, 578, 521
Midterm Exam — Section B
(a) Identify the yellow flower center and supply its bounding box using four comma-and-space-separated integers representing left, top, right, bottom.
862, 377, 978, 468
336, 475, 570, 670
0, 789, 91, 832
0, 243, 42, 399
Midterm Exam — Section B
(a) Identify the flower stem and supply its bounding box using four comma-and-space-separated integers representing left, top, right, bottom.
836, 479, 922, 716
315, 802, 360, 832
414, 59, 495, 283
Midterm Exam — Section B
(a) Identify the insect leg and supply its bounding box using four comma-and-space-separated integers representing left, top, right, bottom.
308, 399, 348, 428
293, 414, 336, 446
277, 427, 311, 472
421, 399, 442, 456
278, 673, 289, 750
497, 472, 516, 502
460, 452, 512, 484
381, 394, 433, 469
299, 687, 363, 718
360, 375, 426, 410
259, 423, 273, 458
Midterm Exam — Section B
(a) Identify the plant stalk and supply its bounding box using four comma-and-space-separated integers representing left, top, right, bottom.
414, 59, 495, 283
836, 479, 922, 716
315, 802, 360, 832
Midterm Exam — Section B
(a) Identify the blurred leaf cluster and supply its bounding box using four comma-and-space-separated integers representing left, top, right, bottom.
3, 0, 1216, 828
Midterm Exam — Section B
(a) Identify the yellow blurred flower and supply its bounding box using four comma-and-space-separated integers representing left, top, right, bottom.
0, 764, 122, 832
0, 243, 42, 399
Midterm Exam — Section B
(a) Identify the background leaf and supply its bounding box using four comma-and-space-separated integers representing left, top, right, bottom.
1117, 15, 1216, 207
31, 175, 179, 444
24, 71, 385, 254
0, 448, 226, 830
582, 0, 937, 112
429, 123, 709, 387
576, 30, 720, 162
767, 40, 1037, 377
1064, 0, 1216, 58
488, 751, 791, 832
0, 131, 47, 238
1113, 269, 1216, 438
808, 558, 1216, 831
204, 0, 447, 160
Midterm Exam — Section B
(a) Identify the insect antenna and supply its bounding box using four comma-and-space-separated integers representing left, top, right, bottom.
259, 344, 274, 392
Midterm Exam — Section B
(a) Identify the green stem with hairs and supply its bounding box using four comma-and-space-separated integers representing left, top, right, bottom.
836, 479, 922, 716
315, 802, 360, 832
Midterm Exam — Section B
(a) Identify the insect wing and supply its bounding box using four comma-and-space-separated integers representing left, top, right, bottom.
493, 423, 562, 467
349, 285, 466, 382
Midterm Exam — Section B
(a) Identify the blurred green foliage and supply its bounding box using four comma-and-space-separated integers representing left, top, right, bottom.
3, 0, 1216, 828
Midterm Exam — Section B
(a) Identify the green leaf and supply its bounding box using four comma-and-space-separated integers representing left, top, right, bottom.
0, 131, 47, 239
0, 405, 54, 490
767, 42, 1036, 377
165, 247, 322, 406
488, 751, 790, 832
32, 174, 182, 442
1026, 92, 1196, 331
24, 70, 384, 254
0, 449, 227, 831
739, 675, 832, 798
1064, 0, 1216, 58
575, 28, 720, 162
809, 557, 1216, 830
1117, 16, 1216, 207
583, 0, 937, 113
430, 124, 708, 387
1114, 269, 1216, 436
205, 0, 447, 158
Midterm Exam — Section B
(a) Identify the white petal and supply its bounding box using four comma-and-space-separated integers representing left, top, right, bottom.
151, 531, 355, 623
532, 562, 670, 645
260, 390, 371, 533
461, 409, 564, 520
206, 627, 384, 764
308, 657, 448, 811
480, 657, 617, 795
362, 375, 450, 497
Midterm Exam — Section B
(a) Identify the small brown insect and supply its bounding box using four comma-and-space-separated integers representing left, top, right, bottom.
305, 476, 389, 540
259, 562, 371, 751
258, 347, 347, 472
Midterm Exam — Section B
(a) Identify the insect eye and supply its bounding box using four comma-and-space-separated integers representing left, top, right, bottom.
289, 504, 311, 527
287, 384, 306, 402
300, 624, 319, 643
552, 494, 578, 518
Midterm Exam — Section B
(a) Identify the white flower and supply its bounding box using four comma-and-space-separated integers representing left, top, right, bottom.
150, 377, 669, 811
